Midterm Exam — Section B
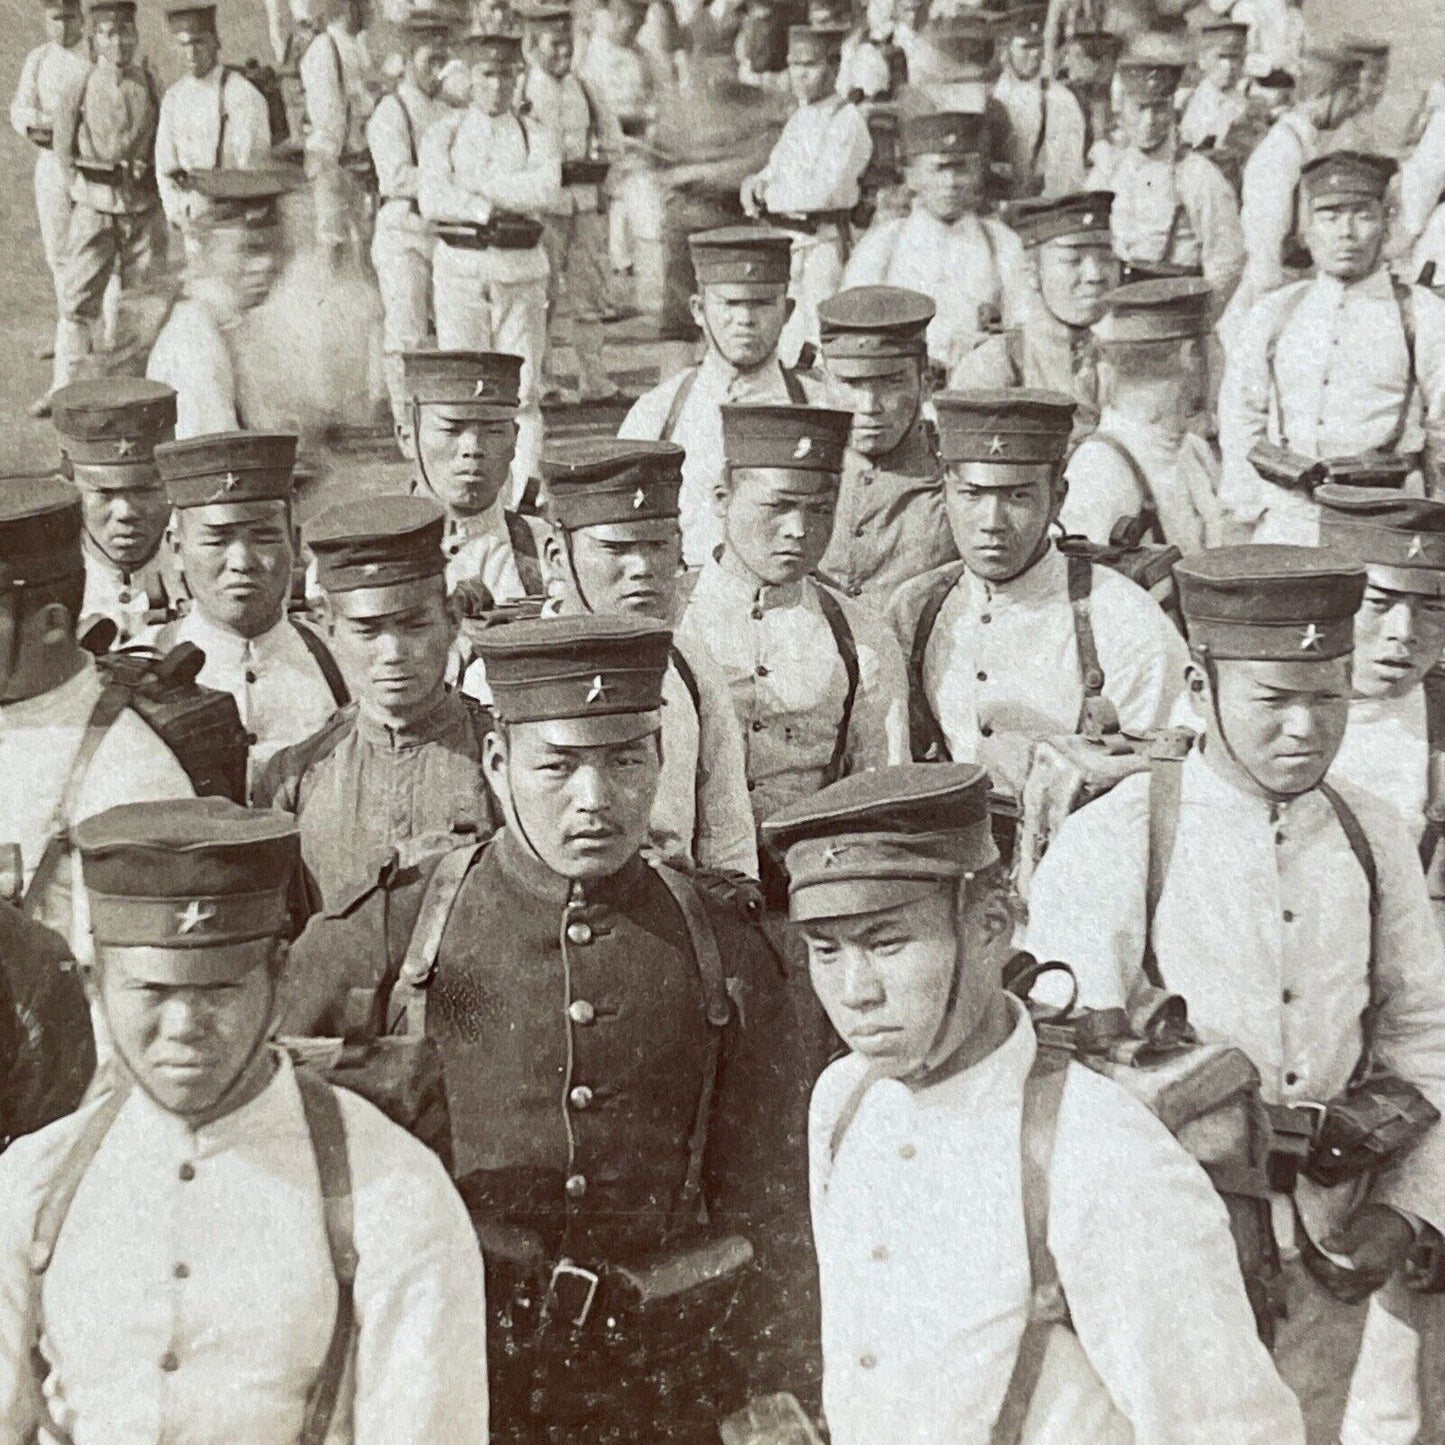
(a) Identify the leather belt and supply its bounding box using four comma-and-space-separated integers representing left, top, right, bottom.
763, 207, 852, 235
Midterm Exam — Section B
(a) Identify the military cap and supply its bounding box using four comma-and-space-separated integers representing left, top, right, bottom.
1341, 36, 1389, 60
807, 0, 851, 26
924, 11, 996, 60
76, 799, 299, 969
404, 349, 522, 420
307, 495, 447, 615
188, 167, 297, 231
1093, 277, 1213, 344
900, 110, 986, 162
154, 431, 298, 510
688, 227, 793, 289
1300, 151, 1397, 207
787, 24, 846, 61
514, 0, 570, 23
41, 0, 82, 16
1295, 46, 1364, 100
87, 0, 137, 16
1198, 19, 1247, 51
1116, 56, 1184, 102
762, 762, 999, 922
164, 2, 216, 35
399, 7, 460, 37
477, 613, 672, 742
933, 389, 1076, 469
999, 3, 1046, 37
0, 477, 83, 591
1175, 545, 1366, 662
51, 378, 177, 486
1007, 189, 1113, 247
721, 403, 852, 476
817, 285, 934, 372
542, 439, 683, 529
1317, 486, 1445, 597
1251, 67, 1296, 93
457, 29, 524, 63
1066, 26, 1123, 60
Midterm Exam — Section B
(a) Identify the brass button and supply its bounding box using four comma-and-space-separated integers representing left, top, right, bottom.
1282, 909, 1295, 923
979, 722, 993, 738
566, 921, 594, 946
976, 671, 987, 683
980, 612, 992, 624
756, 664, 769, 677
859, 1352, 877, 1370
160, 1351, 180, 1373
174, 1262, 190, 1280
751, 719, 763, 732
1285, 1071, 1299, 1087
1282, 989, 1294, 1005
178, 1162, 196, 1182
568, 999, 596, 1025
244, 669, 258, 685
750, 606, 764, 621
871, 1244, 889, 1262
569, 1085, 594, 1111
899, 1143, 916, 1161
118, 589, 132, 605
565, 1173, 588, 1199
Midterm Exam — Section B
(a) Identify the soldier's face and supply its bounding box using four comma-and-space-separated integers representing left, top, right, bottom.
202, 227, 281, 311
177, 501, 293, 638
485, 723, 661, 877
529, 26, 573, 77
1036, 238, 1119, 327
828, 360, 922, 458
410, 41, 451, 97
79, 481, 171, 570
609, 2, 646, 47
787, 54, 836, 105
693, 286, 790, 370
471, 61, 520, 114
1306, 199, 1385, 282
801, 880, 1010, 1075
1205, 48, 1244, 92
1360, 56, 1388, 110
1008, 34, 1042, 81
1194, 656, 1352, 797
943, 468, 1057, 581
718, 468, 838, 585
906, 155, 983, 224
1120, 94, 1173, 153
92, 16, 138, 66
552, 520, 683, 621
328, 585, 457, 716
1351, 581, 1445, 700
44, 10, 81, 45
175, 31, 219, 77
97, 943, 279, 1124
416, 408, 516, 514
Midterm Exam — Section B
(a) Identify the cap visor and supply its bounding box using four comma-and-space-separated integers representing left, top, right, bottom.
326, 577, 444, 619
823, 354, 923, 380
1367, 563, 1445, 599
790, 875, 950, 922
512, 711, 664, 747
944, 460, 1060, 486
415, 402, 518, 423
70, 462, 165, 492
697, 281, 790, 300
93, 941, 273, 987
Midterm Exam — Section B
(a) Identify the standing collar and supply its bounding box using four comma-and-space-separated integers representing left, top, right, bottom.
709, 551, 807, 610
697, 347, 787, 392
846, 415, 938, 477
965, 539, 1063, 602
355, 687, 466, 750
492, 823, 651, 908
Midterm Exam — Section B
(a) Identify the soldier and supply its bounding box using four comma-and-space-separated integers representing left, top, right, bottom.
887, 390, 1187, 797
1334, 39, 1391, 157
51, 378, 182, 642
9, 0, 89, 356
965, 189, 1120, 426
367, 10, 454, 442
1025, 546, 1445, 1445
814, 285, 959, 606
148, 432, 348, 784
0, 478, 192, 952
526, 439, 758, 878
762, 763, 1307, 1445
403, 349, 538, 603
1227, 0, 1306, 78
420, 29, 562, 497
1220, 152, 1445, 545
845, 112, 1028, 388
1224, 46, 1361, 337
145, 169, 295, 437
1093, 54, 1244, 307
521, 2, 622, 404
619, 227, 826, 569
0, 797, 490, 1443
1178, 20, 1249, 152
678, 403, 909, 836
1062, 277, 1224, 553
739, 25, 873, 368
44, 0, 165, 415
154, 3, 272, 237
256, 497, 498, 912
993, 0, 1087, 200
284, 614, 810, 1443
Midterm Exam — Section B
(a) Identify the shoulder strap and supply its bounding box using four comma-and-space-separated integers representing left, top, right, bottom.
1265, 284, 1312, 449
21, 681, 131, 919
504, 508, 544, 597
661, 366, 700, 442
294, 1069, 358, 1445
781, 364, 807, 404
393, 87, 418, 167
1084, 431, 1164, 543
388, 840, 491, 1036
215, 66, 231, 169
1419, 669, 1445, 877
1385, 279, 1420, 454
1029, 76, 1050, 171
1317, 782, 1382, 1071
812, 583, 860, 787
667, 646, 704, 862
827, 1060, 887, 1164
291, 618, 350, 708
907, 567, 962, 762
991, 1045, 1070, 1445
1141, 755, 1184, 990
1065, 554, 1118, 739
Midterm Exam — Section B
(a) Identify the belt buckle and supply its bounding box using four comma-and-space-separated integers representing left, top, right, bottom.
543, 1258, 601, 1330
1289, 1101, 1329, 1144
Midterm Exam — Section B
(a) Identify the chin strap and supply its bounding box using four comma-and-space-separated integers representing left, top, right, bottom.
902, 879, 973, 1086
1197, 650, 1299, 806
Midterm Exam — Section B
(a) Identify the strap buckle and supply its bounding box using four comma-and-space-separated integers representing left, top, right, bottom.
1265, 1101, 1327, 1193
543, 1258, 601, 1330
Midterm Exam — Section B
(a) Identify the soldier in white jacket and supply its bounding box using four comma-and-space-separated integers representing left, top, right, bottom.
760, 761, 1306, 1445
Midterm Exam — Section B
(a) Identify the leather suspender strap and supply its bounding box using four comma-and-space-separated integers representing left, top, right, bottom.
1159, 196, 1186, 267
388, 841, 490, 1036
1141, 756, 1184, 990
1420, 668, 1445, 883
1084, 431, 1165, 543
290, 619, 351, 708
1384, 280, 1419, 455
294, 1069, 359, 1445
991, 1044, 1070, 1445
1029, 78, 1050, 173
667, 646, 706, 861
395, 89, 417, 167
214, 67, 231, 169
21, 681, 131, 920
1265, 283, 1312, 451
325, 31, 351, 149
812, 583, 860, 786
781, 365, 807, 403
827, 1061, 886, 1164
907, 568, 962, 762
661, 366, 699, 442
1065, 554, 1118, 738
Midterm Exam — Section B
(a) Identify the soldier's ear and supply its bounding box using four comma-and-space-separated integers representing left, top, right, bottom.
782, 297, 797, 326
688, 293, 706, 330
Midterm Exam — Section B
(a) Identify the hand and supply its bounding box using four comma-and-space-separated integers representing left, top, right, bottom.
1322, 1204, 1417, 1293
739, 175, 763, 217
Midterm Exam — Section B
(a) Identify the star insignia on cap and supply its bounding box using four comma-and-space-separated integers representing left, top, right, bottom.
988, 435, 1006, 456
793, 436, 814, 461
176, 900, 216, 936
744, 261, 759, 277
473, 379, 488, 397
945, 131, 958, 146
362, 562, 382, 576
222, 471, 240, 492
821, 844, 846, 868
1409, 534, 1426, 559
114, 436, 134, 458
1083, 212, 1096, 227
632, 487, 646, 510
1299, 623, 1323, 652
585, 674, 608, 704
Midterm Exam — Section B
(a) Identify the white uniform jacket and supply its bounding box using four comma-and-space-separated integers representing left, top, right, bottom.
994, 71, 1087, 199
367, 79, 448, 241
154, 65, 271, 229
750, 93, 872, 216
1331, 688, 1429, 845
